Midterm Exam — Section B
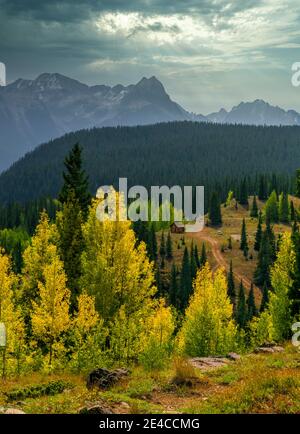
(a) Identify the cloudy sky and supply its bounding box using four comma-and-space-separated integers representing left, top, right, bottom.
0, 0, 299, 113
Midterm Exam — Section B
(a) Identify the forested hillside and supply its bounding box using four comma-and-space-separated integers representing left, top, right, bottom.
0, 122, 299, 205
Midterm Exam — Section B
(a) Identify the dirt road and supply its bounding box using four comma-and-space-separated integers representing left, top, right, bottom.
191, 231, 261, 299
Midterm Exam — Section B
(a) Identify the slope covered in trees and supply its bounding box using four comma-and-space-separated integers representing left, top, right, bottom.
0, 122, 298, 205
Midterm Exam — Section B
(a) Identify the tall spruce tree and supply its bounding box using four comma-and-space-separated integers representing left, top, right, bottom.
148, 223, 158, 261
254, 230, 273, 287
57, 191, 84, 311
169, 263, 178, 308
159, 231, 166, 258
166, 231, 173, 259
260, 282, 269, 312
180, 247, 192, 310
254, 212, 263, 251
247, 283, 257, 321
190, 243, 197, 281
250, 195, 258, 218
258, 175, 267, 201
227, 260, 236, 306
200, 243, 207, 266
209, 192, 222, 226
236, 280, 247, 328
57, 145, 91, 310
240, 219, 248, 257
194, 244, 200, 268
59, 143, 91, 216
239, 178, 248, 206
290, 200, 296, 222
265, 221, 276, 260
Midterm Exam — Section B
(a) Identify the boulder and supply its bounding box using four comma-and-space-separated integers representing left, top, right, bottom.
254, 345, 284, 354
4, 408, 25, 414
189, 357, 228, 371
227, 352, 241, 361
78, 404, 114, 415
86, 368, 128, 390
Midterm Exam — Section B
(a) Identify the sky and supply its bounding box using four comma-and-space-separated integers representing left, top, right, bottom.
0, 0, 300, 114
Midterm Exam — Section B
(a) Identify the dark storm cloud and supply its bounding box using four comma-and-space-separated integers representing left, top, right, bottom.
0, 0, 299, 113
0, 0, 262, 23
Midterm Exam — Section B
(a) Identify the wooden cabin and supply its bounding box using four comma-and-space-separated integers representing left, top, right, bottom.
170, 222, 185, 234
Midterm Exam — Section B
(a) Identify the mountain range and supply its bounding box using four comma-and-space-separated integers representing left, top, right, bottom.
0, 73, 300, 172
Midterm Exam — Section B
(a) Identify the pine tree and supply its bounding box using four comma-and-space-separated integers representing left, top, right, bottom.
166, 231, 173, 259
31, 257, 71, 365
254, 212, 263, 251
278, 192, 290, 223
247, 283, 257, 321
190, 243, 197, 281
265, 190, 278, 224
200, 243, 207, 266
209, 192, 222, 226
194, 244, 200, 268
258, 175, 267, 200
250, 195, 258, 217
159, 232, 166, 258
240, 219, 248, 257
254, 230, 273, 287
156, 266, 163, 296
179, 264, 236, 356
239, 178, 248, 206
260, 283, 269, 312
148, 223, 158, 261
290, 200, 296, 222
265, 221, 276, 260
56, 190, 84, 311
169, 263, 178, 307
236, 280, 247, 328
227, 260, 236, 306
179, 247, 192, 310
59, 143, 91, 216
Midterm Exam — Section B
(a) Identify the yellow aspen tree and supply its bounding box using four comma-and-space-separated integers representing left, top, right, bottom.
147, 300, 175, 347
0, 252, 25, 375
81, 196, 157, 323
139, 300, 175, 370
71, 293, 106, 371
21, 212, 58, 323
268, 232, 295, 341
31, 256, 71, 366
178, 263, 236, 357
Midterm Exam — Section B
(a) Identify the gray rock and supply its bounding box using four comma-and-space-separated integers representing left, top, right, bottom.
78, 404, 114, 415
86, 368, 129, 390
4, 408, 25, 414
189, 357, 229, 371
227, 352, 241, 361
254, 345, 284, 354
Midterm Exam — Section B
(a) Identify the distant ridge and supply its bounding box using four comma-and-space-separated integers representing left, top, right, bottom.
1, 72, 300, 172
